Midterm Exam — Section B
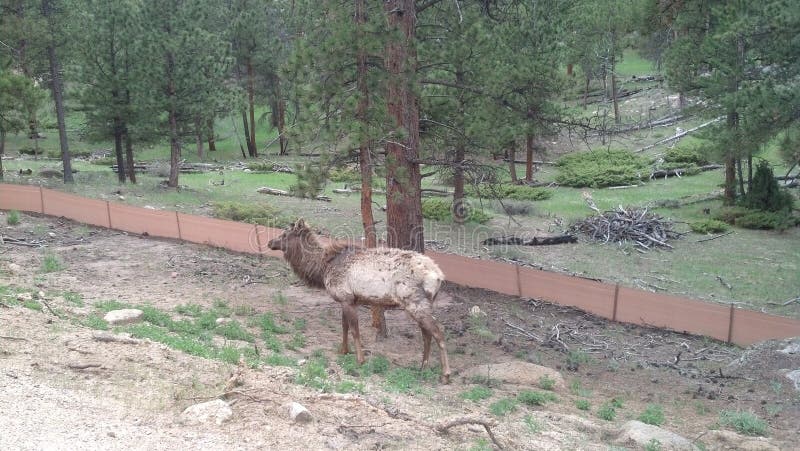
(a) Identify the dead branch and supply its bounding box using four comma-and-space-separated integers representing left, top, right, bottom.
0, 335, 28, 341
716, 276, 732, 290
636, 116, 724, 153
257, 186, 331, 202
482, 235, 577, 246
696, 231, 733, 243
435, 416, 504, 450
569, 206, 682, 250
503, 320, 541, 341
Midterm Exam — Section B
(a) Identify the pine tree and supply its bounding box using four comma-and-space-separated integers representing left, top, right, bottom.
41, 0, 73, 182
0, 69, 46, 179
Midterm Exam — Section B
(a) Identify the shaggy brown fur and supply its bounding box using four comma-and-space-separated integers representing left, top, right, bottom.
268, 219, 451, 383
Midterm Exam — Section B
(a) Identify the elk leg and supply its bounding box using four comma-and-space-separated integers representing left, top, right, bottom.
339, 308, 350, 355
420, 328, 432, 370
405, 308, 451, 384
343, 304, 364, 364
371, 306, 388, 341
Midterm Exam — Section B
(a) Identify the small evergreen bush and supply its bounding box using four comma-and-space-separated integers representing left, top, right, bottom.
741, 161, 794, 213
466, 184, 553, 201
556, 150, 648, 188
212, 202, 291, 228
690, 219, 730, 234
422, 199, 491, 224
663, 146, 710, 166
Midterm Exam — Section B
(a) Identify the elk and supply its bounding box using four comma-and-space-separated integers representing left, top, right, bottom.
267, 219, 451, 383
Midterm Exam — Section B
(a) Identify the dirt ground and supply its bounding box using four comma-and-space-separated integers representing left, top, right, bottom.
1, 213, 798, 450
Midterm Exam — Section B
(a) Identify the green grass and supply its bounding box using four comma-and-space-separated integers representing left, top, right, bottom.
575, 399, 591, 411
489, 398, 518, 417
638, 404, 666, 426
523, 414, 543, 434
175, 303, 204, 317
719, 410, 768, 436
384, 366, 439, 394
597, 402, 617, 421
39, 251, 64, 273
216, 320, 255, 342
94, 299, 130, 312
6, 210, 20, 225
460, 386, 493, 403
518, 390, 558, 406
80, 314, 109, 330
295, 351, 331, 391
62, 291, 84, 306
538, 375, 556, 391
22, 299, 42, 311
334, 380, 365, 394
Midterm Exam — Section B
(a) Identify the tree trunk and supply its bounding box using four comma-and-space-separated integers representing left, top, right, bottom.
278, 97, 288, 155
113, 117, 126, 183
124, 130, 136, 184
384, 0, 423, 253
166, 51, 180, 188
0, 129, 5, 180
583, 76, 590, 109
508, 144, 518, 182
356, 0, 376, 248
736, 157, 745, 198
241, 109, 254, 158
610, 52, 620, 124
207, 119, 216, 152
567, 63, 573, 77
525, 133, 535, 181
246, 57, 257, 157
43, 0, 73, 183
723, 112, 738, 204
747, 153, 753, 192
195, 116, 205, 159
453, 69, 467, 224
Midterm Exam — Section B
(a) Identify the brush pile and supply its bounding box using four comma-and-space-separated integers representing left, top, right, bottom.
569, 206, 683, 250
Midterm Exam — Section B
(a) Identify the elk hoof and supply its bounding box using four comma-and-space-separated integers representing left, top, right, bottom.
339, 345, 349, 355
440, 374, 451, 384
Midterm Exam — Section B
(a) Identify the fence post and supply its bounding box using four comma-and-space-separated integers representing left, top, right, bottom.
105, 201, 112, 228
39, 186, 45, 214
175, 212, 183, 241
253, 225, 263, 256
612, 283, 620, 322
515, 264, 522, 297
727, 304, 735, 344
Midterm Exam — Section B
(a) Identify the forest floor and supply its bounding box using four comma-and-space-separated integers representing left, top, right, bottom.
1, 213, 798, 450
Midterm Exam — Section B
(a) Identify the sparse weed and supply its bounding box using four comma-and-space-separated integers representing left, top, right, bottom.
566, 350, 591, 370
39, 252, 64, 273
175, 304, 204, 317
80, 314, 109, 330
569, 379, 592, 397
638, 404, 665, 426
460, 386, 493, 403
523, 414, 543, 434
575, 399, 591, 411
597, 402, 617, 421
94, 299, 130, 312
644, 439, 663, 451
263, 353, 296, 367
719, 410, 768, 436
489, 398, 518, 417
335, 380, 365, 394
216, 320, 255, 342
518, 390, 557, 406
384, 366, 439, 394
295, 351, 331, 391
538, 375, 556, 391
22, 299, 42, 311
469, 438, 492, 451
6, 210, 20, 225
62, 291, 84, 306
233, 304, 255, 316
285, 331, 307, 350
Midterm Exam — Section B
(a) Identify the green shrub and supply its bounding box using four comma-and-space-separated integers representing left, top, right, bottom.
741, 161, 794, 213
335, 380, 365, 394
90, 157, 116, 166
737, 211, 797, 231
216, 321, 255, 342
212, 202, 291, 228
638, 404, 665, 426
575, 399, 591, 411
714, 206, 751, 224
690, 219, 730, 234
556, 150, 648, 188
489, 398, 518, 417
39, 252, 64, 273
460, 386, 493, 402
6, 210, 20, 225
719, 410, 768, 436
421, 199, 491, 224
384, 366, 439, 393
246, 162, 276, 172
518, 390, 558, 406
328, 166, 361, 184
538, 375, 556, 391
467, 184, 553, 201
295, 352, 331, 391
597, 402, 617, 421
289, 164, 328, 199
663, 146, 709, 166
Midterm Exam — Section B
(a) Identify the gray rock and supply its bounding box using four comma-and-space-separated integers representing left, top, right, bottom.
460, 361, 565, 390
614, 420, 697, 451
7, 263, 22, 274
288, 402, 312, 423
785, 369, 800, 391
705, 430, 779, 451
180, 399, 233, 426
778, 340, 800, 355
103, 309, 143, 326
215, 317, 232, 325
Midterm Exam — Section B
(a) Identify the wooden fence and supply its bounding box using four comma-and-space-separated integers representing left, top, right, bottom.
2, 183, 798, 346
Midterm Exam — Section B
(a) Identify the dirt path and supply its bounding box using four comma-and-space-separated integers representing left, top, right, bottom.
1, 213, 797, 450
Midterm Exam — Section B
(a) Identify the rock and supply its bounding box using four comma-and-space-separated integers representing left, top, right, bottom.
180, 399, 233, 426
778, 340, 800, 355
103, 309, 144, 325
16, 292, 33, 302
460, 361, 566, 390
215, 317, 232, 325
288, 402, 312, 423
7, 263, 22, 273
785, 369, 800, 391
705, 430, 779, 451
614, 421, 697, 451
469, 305, 484, 317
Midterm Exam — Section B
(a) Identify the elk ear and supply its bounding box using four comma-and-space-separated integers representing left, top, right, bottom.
295, 218, 308, 230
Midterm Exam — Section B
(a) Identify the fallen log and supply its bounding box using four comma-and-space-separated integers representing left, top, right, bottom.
256, 186, 331, 202
636, 117, 724, 152
482, 235, 577, 246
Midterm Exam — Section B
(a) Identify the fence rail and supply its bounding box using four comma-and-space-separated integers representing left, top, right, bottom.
2, 183, 798, 346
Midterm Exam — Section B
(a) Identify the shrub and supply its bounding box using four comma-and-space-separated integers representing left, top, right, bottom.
638, 404, 665, 426
736, 211, 797, 231
575, 399, 591, 411
212, 202, 291, 228
461, 386, 493, 402
421, 199, 491, 224
556, 150, 648, 188
466, 184, 553, 201
90, 157, 116, 166
741, 161, 794, 213
719, 410, 768, 436
663, 146, 710, 166
489, 398, 518, 417
6, 210, 20, 225
518, 390, 557, 406
538, 375, 557, 391
597, 402, 616, 421
328, 166, 361, 184
690, 219, 730, 234
40, 252, 64, 273
494, 200, 533, 216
